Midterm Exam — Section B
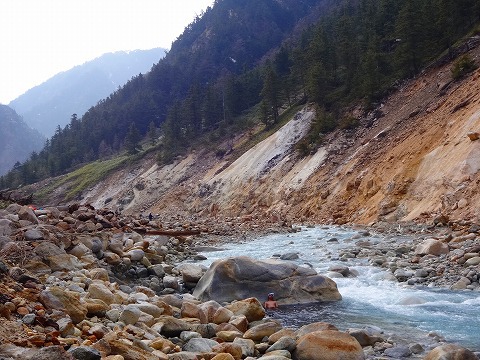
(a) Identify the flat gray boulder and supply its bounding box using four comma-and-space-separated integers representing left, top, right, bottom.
193, 256, 341, 304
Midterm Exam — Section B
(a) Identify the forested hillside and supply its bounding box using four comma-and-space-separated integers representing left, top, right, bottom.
9, 48, 166, 137
0, 106, 45, 176
1, 0, 479, 190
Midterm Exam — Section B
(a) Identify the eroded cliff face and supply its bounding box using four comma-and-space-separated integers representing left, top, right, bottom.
298, 56, 480, 225
82, 45, 480, 226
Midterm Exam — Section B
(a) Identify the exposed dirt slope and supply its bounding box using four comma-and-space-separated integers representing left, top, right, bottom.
74, 43, 480, 227
297, 47, 480, 225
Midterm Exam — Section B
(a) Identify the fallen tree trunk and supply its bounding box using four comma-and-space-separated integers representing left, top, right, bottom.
130, 227, 202, 236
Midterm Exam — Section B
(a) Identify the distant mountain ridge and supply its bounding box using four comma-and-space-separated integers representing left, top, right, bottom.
3, 0, 479, 200
0, 105, 45, 176
9, 48, 166, 137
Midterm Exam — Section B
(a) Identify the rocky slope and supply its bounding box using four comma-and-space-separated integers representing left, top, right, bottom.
0, 203, 478, 359
1, 39, 479, 360
65, 40, 480, 231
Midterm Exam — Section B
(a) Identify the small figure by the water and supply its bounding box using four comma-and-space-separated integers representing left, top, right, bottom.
264, 292, 278, 310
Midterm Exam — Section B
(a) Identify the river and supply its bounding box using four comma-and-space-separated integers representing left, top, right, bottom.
193, 225, 480, 353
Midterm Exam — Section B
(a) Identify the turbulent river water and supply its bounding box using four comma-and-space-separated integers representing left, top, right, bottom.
193, 225, 480, 353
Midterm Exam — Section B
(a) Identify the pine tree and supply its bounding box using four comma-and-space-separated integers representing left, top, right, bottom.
125, 123, 142, 154
148, 121, 157, 146
202, 85, 223, 131
161, 101, 185, 163
184, 83, 202, 137
260, 62, 280, 125
394, 0, 423, 76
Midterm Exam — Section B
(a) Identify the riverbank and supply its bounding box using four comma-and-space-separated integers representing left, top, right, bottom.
193, 215, 480, 292
191, 224, 480, 355
0, 203, 478, 359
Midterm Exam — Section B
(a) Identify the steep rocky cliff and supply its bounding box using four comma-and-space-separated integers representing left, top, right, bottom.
58, 43, 480, 227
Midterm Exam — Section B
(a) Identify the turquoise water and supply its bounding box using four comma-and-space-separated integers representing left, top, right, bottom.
194, 226, 480, 352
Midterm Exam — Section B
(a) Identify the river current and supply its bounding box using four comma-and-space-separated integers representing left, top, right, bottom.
193, 225, 480, 352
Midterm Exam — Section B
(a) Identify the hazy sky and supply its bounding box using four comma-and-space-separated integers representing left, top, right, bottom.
0, 0, 214, 104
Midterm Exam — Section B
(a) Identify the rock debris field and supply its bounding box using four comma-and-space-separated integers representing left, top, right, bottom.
0, 203, 478, 360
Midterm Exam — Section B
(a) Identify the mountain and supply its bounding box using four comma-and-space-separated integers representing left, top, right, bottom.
9, 48, 166, 137
1, 0, 340, 179
2, 0, 479, 225
27, 40, 480, 227
0, 105, 45, 176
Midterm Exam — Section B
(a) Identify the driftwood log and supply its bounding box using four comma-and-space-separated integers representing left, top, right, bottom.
131, 227, 201, 236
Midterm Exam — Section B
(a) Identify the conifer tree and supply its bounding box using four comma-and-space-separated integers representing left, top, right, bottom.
260, 62, 280, 125
148, 121, 157, 146
394, 0, 422, 76
125, 123, 142, 154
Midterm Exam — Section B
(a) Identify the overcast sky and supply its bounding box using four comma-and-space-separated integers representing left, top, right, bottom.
0, 0, 214, 105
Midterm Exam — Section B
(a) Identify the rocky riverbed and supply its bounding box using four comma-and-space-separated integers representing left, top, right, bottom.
0, 203, 478, 359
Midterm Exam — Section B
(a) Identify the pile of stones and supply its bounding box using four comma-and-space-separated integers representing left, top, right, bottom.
341, 223, 480, 291
0, 203, 477, 360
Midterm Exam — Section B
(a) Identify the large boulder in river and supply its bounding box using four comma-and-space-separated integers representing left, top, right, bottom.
192, 256, 341, 304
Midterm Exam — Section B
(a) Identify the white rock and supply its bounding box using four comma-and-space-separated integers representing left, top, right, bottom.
126, 249, 145, 261
119, 304, 143, 325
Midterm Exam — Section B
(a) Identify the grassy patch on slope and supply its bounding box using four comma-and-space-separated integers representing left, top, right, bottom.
36, 156, 130, 202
